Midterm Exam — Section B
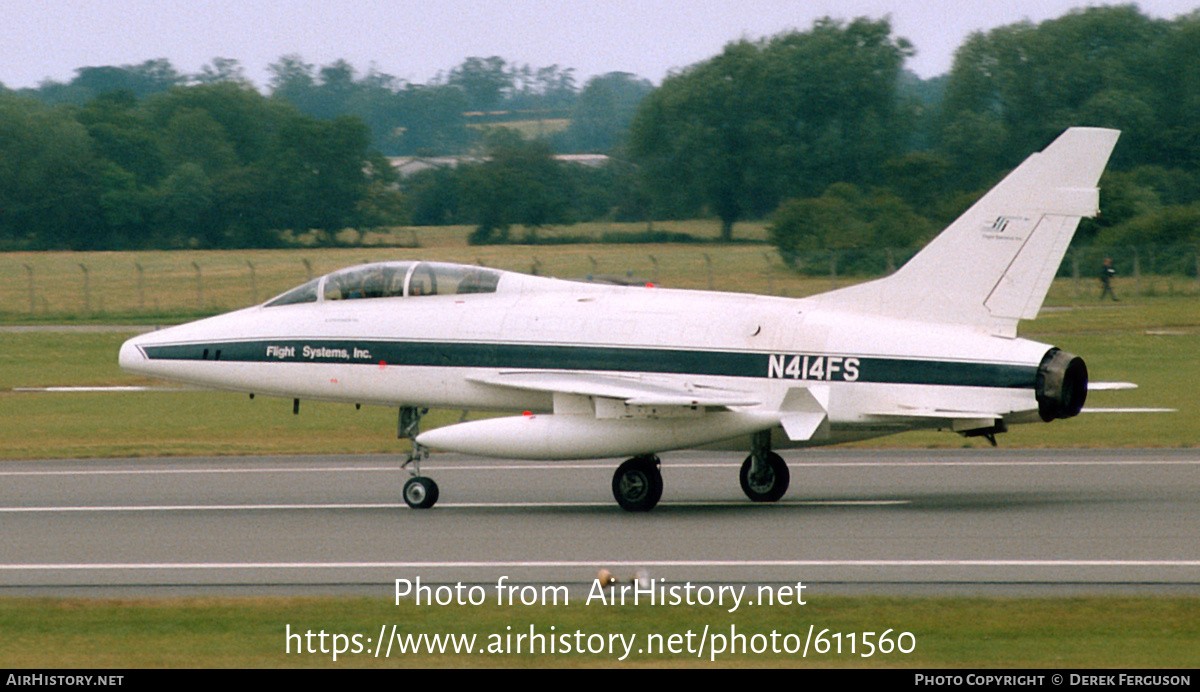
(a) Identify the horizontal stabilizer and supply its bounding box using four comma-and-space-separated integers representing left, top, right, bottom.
1081, 407, 1175, 413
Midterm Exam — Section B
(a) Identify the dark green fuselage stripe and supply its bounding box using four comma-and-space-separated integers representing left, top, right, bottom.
141, 339, 1038, 389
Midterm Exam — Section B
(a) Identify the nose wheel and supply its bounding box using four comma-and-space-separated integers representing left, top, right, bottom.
612, 455, 663, 512
403, 475, 439, 509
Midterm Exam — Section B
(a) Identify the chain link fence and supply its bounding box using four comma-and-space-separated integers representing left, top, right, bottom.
3, 244, 1197, 320
791, 244, 1200, 297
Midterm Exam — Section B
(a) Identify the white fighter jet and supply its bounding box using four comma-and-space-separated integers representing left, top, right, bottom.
121, 127, 1127, 511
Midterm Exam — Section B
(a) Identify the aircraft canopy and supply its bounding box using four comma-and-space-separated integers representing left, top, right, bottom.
265, 262, 502, 307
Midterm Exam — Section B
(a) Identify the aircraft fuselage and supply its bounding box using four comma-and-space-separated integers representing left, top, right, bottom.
120, 272, 1053, 454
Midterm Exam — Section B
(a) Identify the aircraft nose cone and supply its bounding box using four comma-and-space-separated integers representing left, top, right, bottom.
118, 335, 146, 373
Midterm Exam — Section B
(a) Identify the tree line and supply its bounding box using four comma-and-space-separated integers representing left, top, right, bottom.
11, 55, 653, 157
634, 7, 1200, 260
2, 5, 1198, 261
0, 84, 394, 249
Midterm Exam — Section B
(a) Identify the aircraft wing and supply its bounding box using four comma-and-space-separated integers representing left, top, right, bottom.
467, 371, 762, 407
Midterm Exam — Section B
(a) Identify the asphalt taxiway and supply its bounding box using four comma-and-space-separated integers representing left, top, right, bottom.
2, 449, 1198, 596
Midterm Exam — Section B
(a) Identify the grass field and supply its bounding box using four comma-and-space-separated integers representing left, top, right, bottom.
2, 222, 1195, 324
2, 596, 1197, 668
2, 239, 1197, 668
0, 221, 796, 322
1, 275, 1194, 459
0, 323, 1194, 460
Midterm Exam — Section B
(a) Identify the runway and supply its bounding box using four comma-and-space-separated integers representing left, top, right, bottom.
2, 449, 1199, 596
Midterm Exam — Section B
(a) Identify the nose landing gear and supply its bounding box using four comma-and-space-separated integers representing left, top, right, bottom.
399, 406, 439, 509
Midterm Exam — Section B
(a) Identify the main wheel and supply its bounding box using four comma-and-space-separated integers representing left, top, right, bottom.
739, 451, 789, 502
612, 456, 663, 512
403, 476, 439, 509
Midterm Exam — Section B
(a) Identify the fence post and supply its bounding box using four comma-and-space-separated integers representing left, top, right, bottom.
1071, 250, 1080, 300
302, 259, 313, 282
135, 263, 145, 311
192, 261, 203, 310
247, 261, 258, 305
703, 253, 713, 290
24, 264, 34, 313
648, 255, 659, 285
78, 264, 90, 314
1131, 247, 1141, 295
1147, 246, 1156, 294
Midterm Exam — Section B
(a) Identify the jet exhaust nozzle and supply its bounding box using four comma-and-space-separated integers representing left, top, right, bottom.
1036, 347, 1088, 422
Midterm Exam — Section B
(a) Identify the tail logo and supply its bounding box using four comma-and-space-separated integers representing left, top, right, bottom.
982, 216, 1029, 241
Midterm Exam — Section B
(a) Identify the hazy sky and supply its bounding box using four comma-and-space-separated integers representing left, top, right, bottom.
3, 1, 1197, 89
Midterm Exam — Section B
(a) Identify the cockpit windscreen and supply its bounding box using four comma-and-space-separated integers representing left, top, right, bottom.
265, 262, 501, 307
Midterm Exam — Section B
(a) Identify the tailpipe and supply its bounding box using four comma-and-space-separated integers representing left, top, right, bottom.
1036, 347, 1088, 422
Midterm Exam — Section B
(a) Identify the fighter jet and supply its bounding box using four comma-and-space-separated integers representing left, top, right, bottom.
120, 127, 1126, 511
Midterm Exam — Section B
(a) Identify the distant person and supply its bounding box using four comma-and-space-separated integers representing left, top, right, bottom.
1099, 257, 1118, 301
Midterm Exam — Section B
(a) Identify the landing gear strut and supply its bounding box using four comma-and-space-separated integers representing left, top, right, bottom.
612, 454, 663, 512
399, 406, 439, 509
740, 430, 789, 502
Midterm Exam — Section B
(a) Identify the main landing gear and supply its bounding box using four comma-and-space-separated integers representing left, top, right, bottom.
401, 407, 790, 512
610, 431, 790, 512
611, 454, 663, 512
740, 452, 790, 502
399, 406, 439, 509
740, 429, 790, 502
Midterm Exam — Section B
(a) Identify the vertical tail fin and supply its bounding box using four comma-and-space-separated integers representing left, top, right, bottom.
813, 128, 1120, 336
